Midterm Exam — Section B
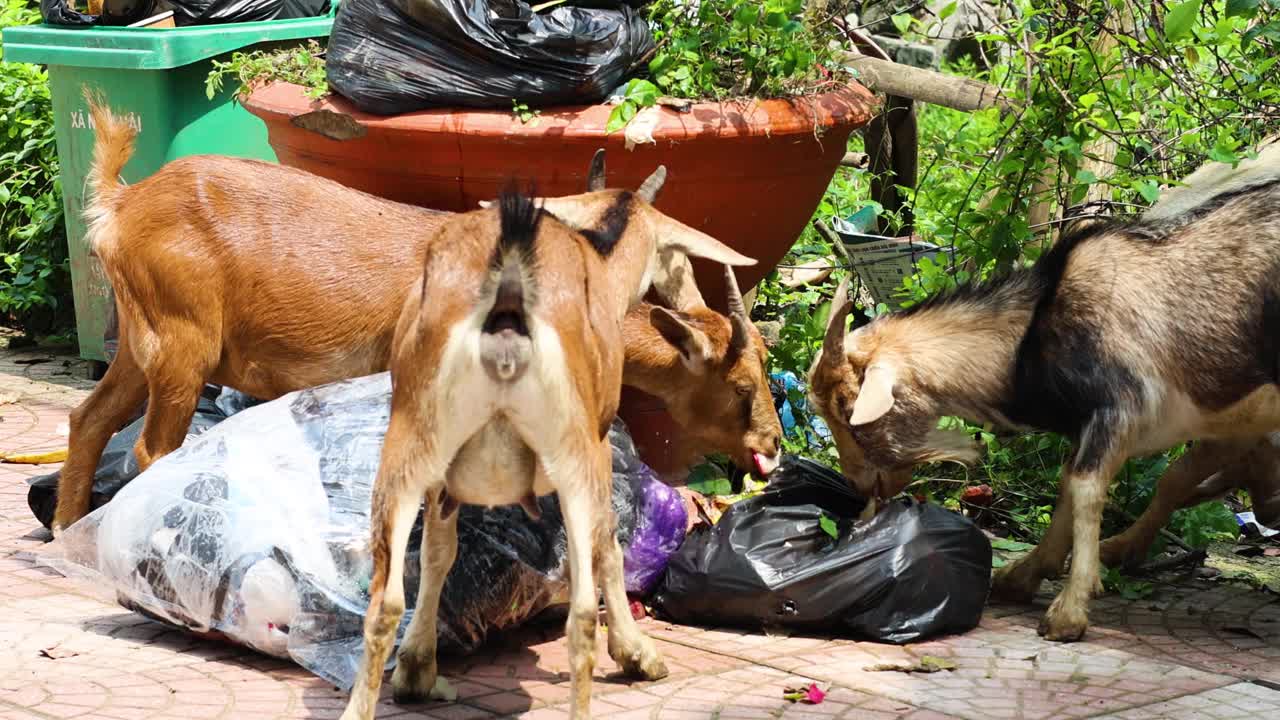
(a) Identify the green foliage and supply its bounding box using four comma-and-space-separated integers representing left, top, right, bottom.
0, 0, 71, 332
511, 99, 541, 125
750, 0, 1279, 559
1170, 500, 1240, 547
606, 0, 848, 132
206, 40, 329, 102
1102, 567, 1155, 600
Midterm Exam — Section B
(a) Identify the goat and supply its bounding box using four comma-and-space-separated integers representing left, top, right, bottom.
808, 165, 1280, 641
338, 188, 753, 720
58, 97, 779, 534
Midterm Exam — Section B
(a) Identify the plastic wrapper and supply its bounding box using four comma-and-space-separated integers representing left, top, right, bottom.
653, 457, 992, 644
615, 450, 686, 595
36, 372, 675, 689
325, 0, 656, 115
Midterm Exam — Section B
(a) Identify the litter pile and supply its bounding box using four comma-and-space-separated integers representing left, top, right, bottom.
31, 366, 991, 688
32, 373, 686, 690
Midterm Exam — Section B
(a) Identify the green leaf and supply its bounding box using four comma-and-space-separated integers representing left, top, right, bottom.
733, 4, 757, 27
1078, 92, 1100, 108
991, 556, 1007, 568
1225, 0, 1259, 18
1076, 169, 1098, 184
891, 13, 912, 36
1135, 179, 1161, 204
605, 103, 635, 134
819, 513, 839, 539
624, 79, 660, 107
939, 1, 957, 21
1165, 0, 1202, 42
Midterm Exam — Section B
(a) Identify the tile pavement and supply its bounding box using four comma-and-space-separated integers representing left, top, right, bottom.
1, 347, 1279, 719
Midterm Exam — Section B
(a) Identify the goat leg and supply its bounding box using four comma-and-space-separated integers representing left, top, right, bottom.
390, 488, 459, 704
557, 442, 606, 719
54, 339, 148, 534
341, 418, 439, 720
132, 358, 210, 472
991, 475, 1075, 603
593, 440, 668, 682
1100, 439, 1238, 569
1039, 434, 1127, 642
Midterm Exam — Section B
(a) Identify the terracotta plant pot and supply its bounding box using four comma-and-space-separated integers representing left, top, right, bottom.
243, 82, 878, 475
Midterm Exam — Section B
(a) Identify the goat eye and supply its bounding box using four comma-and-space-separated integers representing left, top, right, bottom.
735, 385, 751, 397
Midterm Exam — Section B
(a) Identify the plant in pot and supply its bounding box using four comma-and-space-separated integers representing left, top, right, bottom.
212, 0, 878, 475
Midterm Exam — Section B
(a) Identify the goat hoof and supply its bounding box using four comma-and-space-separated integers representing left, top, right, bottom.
610, 636, 669, 681
1038, 596, 1089, 642
391, 662, 455, 705
1099, 538, 1145, 571
613, 647, 668, 681
991, 563, 1043, 604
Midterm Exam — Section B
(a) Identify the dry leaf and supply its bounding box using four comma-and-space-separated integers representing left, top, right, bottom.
866, 656, 956, 674
39, 645, 79, 660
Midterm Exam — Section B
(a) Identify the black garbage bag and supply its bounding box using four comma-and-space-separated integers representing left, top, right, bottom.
653, 457, 992, 644
39, 0, 98, 27
167, 0, 330, 25
26, 385, 257, 529
325, 0, 656, 115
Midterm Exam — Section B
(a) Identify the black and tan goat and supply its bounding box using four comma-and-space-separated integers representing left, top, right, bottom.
808, 163, 1280, 641
339, 188, 754, 719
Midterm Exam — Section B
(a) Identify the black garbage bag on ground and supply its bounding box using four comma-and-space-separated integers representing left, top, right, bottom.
35, 373, 670, 690
653, 457, 992, 644
325, 0, 655, 115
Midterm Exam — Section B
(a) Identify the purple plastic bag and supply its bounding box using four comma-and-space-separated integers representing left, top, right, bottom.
621, 465, 688, 595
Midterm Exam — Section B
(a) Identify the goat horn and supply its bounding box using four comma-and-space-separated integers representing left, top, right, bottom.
587, 148, 606, 192
724, 265, 747, 318
724, 265, 752, 353
822, 274, 853, 359
637, 166, 667, 204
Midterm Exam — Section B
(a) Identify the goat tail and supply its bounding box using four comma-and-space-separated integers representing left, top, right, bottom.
479, 189, 542, 383
83, 88, 136, 223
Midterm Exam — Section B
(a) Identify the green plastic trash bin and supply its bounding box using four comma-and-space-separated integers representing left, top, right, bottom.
2, 16, 333, 364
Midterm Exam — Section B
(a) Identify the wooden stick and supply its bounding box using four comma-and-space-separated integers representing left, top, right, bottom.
841, 53, 1014, 112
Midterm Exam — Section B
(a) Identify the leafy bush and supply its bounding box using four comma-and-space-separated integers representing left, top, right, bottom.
0, 0, 71, 335
205, 39, 330, 101
608, 0, 849, 130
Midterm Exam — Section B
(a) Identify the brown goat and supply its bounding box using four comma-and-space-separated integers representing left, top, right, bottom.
809, 168, 1280, 641
339, 189, 753, 719
58, 99, 780, 534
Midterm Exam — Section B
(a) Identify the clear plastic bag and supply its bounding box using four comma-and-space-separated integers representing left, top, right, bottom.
38, 372, 671, 690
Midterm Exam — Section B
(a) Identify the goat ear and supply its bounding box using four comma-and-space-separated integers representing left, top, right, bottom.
587, 149, 606, 192
652, 210, 756, 267
649, 306, 713, 371
850, 364, 896, 426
